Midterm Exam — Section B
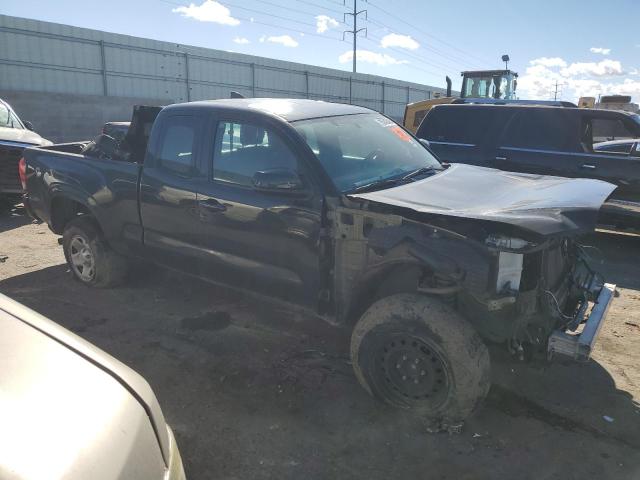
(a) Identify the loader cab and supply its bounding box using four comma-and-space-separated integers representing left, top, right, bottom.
460, 70, 518, 100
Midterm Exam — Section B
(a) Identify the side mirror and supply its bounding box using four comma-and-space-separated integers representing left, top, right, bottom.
95, 134, 119, 158
252, 168, 304, 193
23, 120, 35, 131
418, 138, 431, 149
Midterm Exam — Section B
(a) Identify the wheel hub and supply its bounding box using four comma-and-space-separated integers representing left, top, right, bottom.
69, 235, 95, 282
379, 336, 448, 401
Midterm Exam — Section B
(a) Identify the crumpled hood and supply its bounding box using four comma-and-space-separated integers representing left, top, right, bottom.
350, 164, 617, 236
0, 127, 52, 146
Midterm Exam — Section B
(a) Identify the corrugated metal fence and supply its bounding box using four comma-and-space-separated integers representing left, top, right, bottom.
0, 15, 445, 121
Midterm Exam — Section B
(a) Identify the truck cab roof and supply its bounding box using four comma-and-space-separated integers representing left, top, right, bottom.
162, 98, 373, 122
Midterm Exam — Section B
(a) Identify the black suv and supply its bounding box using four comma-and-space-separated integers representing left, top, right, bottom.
416, 104, 640, 229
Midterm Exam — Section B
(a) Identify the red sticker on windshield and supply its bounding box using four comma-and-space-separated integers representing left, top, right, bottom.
390, 125, 411, 142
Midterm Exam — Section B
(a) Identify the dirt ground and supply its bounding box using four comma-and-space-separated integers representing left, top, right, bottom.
1, 200, 639, 480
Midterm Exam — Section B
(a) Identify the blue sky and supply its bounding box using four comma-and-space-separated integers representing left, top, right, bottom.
2, 0, 639, 102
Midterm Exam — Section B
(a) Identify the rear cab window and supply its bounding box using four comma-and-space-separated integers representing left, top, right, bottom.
156, 115, 200, 177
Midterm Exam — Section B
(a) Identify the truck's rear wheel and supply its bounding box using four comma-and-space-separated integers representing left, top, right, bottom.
62, 216, 127, 287
351, 293, 490, 427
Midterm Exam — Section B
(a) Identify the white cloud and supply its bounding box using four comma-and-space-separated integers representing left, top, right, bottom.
172, 1, 239, 26
561, 59, 623, 77
338, 49, 408, 66
265, 35, 298, 47
380, 33, 419, 50
233, 37, 249, 44
315, 15, 339, 33
530, 57, 567, 68
519, 56, 639, 103
590, 47, 611, 55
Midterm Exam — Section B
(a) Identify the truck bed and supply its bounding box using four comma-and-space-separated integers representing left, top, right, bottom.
24, 143, 143, 252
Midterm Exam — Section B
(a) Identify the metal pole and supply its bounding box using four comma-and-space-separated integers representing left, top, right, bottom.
99, 40, 108, 96
352, 0, 357, 73
184, 52, 191, 101
305, 71, 309, 99
349, 77, 352, 104
251, 63, 256, 97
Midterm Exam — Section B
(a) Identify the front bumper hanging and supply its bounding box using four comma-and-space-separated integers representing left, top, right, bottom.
547, 282, 616, 361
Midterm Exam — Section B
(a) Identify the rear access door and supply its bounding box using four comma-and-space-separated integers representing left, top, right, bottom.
138, 111, 210, 272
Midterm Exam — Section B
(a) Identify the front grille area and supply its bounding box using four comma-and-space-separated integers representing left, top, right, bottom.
543, 239, 572, 290
519, 238, 572, 292
0, 145, 24, 192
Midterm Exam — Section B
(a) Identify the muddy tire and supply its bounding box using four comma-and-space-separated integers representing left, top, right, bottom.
351, 293, 490, 426
62, 216, 128, 287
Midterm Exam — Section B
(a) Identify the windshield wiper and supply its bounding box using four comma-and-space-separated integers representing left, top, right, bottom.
401, 166, 441, 181
348, 177, 401, 194
349, 167, 441, 194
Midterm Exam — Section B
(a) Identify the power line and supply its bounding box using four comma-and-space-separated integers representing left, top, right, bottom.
366, 1, 495, 68
367, 32, 475, 75
366, 17, 485, 71
294, 0, 346, 17
159, 0, 346, 42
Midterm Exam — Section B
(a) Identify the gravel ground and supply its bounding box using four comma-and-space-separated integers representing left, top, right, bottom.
1, 200, 639, 480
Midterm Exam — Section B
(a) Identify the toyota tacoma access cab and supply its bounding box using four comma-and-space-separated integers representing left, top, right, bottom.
22, 99, 617, 429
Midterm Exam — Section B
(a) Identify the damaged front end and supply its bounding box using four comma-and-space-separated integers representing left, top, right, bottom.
474, 234, 615, 362
340, 164, 619, 363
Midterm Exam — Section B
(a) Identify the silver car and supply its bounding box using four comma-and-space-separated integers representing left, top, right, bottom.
0, 293, 186, 480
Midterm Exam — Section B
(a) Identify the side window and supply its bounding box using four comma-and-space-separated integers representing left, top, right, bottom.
503, 111, 575, 151
592, 117, 635, 143
0, 104, 12, 128
157, 115, 198, 176
413, 109, 427, 128
595, 143, 633, 154
213, 121, 298, 187
9, 111, 22, 129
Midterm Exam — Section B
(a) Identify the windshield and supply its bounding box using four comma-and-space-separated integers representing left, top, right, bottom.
293, 113, 441, 192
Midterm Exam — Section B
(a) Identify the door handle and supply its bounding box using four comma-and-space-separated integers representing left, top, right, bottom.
581, 164, 597, 170
198, 199, 227, 212
495, 156, 507, 161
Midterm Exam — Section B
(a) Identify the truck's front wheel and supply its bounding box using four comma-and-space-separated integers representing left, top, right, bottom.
62, 216, 128, 287
351, 294, 490, 428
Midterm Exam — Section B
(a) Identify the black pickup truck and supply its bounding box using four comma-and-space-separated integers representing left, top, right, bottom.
23, 99, 617, 429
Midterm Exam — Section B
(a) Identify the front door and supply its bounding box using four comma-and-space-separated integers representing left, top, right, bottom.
195, 116, 324, 307
577, 114, 640, 228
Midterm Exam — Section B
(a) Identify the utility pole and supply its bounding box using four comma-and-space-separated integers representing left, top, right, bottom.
552, 80, 564, 101
343, 0, 367, 73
